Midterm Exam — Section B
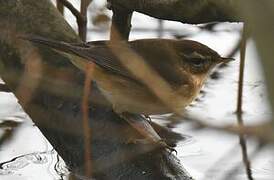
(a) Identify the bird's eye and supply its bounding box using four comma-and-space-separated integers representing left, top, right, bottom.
190, 58, 205, 67
179, 52, 208, 67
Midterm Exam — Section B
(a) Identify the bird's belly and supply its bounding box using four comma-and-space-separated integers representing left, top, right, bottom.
93, 68, 194, 115
98, 84, 170, 115
93, 69, 173, 115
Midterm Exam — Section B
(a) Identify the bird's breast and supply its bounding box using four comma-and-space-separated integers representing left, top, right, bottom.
92, 67, 203, 115
93, 67, 168, 114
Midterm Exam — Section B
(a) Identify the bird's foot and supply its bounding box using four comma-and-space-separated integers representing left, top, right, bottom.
157, 139, 177, 154
126, 138, 177, 154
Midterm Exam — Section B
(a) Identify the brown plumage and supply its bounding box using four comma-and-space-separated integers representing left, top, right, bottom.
23, 36, 233, 115
23, 36, 234, 149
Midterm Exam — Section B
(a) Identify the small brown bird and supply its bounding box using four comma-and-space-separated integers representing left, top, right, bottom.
23, 36, 234, 149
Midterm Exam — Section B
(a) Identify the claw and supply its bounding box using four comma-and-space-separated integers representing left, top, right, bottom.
127, 138, 177, 154
157, 140, 177, 154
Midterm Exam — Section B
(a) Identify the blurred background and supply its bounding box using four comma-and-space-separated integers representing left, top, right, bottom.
0, 0, 273, 179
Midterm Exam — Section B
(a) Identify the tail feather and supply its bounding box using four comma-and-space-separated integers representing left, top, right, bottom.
19, 35, 137, 82
20, 35, 83, 55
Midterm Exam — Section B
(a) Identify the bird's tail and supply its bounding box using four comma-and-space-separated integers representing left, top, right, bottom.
19, 35, 88, 58
20, 35, 92, 71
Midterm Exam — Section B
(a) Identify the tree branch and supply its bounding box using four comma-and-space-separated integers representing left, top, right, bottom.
58, 0, 82, 20
108, 0, 243, 24
58, 0, 89, 40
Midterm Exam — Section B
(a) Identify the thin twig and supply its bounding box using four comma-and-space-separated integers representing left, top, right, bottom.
79, 0, 92, 41
73, 2, 95, 174
238, 115, 254, 180
236, 23, 254, 180
57, 0, 85, 40
58, 0, 82, 20
81, 63, 94, 178
58, 0, 92, 40
236, 24, 247, 114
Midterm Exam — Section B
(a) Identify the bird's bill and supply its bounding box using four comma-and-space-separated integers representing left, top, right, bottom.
219, 57, 235, 64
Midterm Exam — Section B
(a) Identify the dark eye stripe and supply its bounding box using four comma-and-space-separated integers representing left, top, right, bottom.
189, 58, 206, 67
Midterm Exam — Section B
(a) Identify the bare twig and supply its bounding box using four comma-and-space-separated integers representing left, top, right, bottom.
58, 0, 82, 20
57, 0, 90, 40
167, 113, 274, 142
236, 24, 247, 114
79, 0, 93, 41
80, 1, 87, 40
81, 63, 94, 178
237, 115, 254, 180
236, 23, 254, 180
55, 2, 94, 175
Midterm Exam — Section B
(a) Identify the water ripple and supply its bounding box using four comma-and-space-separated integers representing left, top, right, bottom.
0, 151, 52, 175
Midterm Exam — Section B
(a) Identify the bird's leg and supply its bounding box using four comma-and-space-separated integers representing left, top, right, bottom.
120, 112, 176, 152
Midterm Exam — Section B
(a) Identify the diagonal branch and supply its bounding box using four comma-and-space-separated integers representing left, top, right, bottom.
58, 0, 82, 20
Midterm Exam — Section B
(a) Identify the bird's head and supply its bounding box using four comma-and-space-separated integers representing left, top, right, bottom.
174, 40, 234, 76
